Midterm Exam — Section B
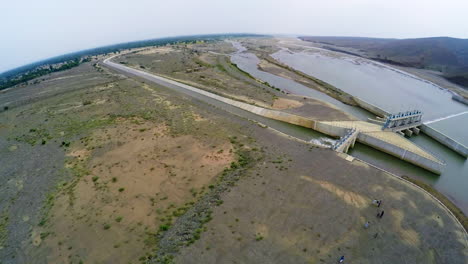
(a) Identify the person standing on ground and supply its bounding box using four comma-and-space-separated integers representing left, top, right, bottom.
372, 199, 382, 207
364, 221, 370, 229
377, 210, 385, 218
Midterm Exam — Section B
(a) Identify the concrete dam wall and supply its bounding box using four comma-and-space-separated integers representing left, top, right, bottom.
420, 124, 468, 158
353, 97, 390, 117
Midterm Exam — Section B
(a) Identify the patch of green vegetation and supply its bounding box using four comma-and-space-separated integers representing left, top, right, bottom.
118, 187, 125, 192
0, 211, 9, 248
190, 188, 198, 197
40, 232, 50, 240
60, 116, 116, 137
193, 58, 213, 68
159, 224, 170, 231
63, 161, 92, 206
215, 63, 227, 73
14, 128, 52, 146
144, 232, 158, 248
115, 216, 123, 223
227, 61, 256, 80
103, 223, 111, 230
38, 189, 59, 227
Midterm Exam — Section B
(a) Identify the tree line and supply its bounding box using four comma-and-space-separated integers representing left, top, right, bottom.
0, 33, 264, 91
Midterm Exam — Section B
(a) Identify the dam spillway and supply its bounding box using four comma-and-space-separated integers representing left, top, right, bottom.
103, 58, 446, 174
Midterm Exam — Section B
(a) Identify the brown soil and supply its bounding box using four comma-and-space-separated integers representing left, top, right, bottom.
35, 118, 234, 263
271, 98, 303, 110
283, 96, 356, 121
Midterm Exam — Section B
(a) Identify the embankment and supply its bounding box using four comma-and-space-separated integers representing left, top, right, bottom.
401, 176, 468, 232
352, 97, 390, 117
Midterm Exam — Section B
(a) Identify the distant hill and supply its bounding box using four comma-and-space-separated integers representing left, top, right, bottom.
299, 36, 468, 88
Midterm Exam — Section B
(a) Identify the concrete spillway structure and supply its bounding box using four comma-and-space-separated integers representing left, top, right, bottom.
103, 58, 446, 174
353, 95, 467, 159
314, 121, 445, 174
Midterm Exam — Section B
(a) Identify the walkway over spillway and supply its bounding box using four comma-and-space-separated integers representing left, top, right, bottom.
332, 129, 358, 153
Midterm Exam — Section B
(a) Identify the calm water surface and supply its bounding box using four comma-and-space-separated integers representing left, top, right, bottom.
229, 41, 468, 214
271, 48, 467, 122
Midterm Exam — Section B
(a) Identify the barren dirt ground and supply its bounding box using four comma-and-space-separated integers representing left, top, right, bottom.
175, 128, 468, 263
0, 39, 467, 264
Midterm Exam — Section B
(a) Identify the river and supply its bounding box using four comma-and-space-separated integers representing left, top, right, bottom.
228, 40, 468, 214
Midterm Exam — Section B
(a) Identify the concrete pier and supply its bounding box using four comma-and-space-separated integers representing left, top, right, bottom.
404, 129, 413, 137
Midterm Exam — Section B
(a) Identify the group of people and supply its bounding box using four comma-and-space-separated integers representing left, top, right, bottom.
340, 199, 386, 263
373, 199, 385, 219
364, 199, 385, 229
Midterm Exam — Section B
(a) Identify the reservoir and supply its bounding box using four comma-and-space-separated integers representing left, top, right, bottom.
229, 40, 468, 214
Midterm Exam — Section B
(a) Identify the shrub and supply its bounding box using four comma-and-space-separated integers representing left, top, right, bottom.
159, 224, 170, 231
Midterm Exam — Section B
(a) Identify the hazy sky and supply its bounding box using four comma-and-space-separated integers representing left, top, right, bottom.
1, 0, 467, 73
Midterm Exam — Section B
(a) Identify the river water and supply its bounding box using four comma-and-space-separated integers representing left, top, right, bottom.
271, 44, 468, 144
228, 40, 468, 214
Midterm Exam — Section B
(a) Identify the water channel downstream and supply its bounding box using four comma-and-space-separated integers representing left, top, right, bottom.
228, 40, 468, 214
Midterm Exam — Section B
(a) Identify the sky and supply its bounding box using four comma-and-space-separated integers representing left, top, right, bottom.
1, 0, 468, 73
